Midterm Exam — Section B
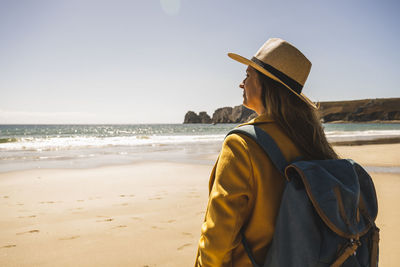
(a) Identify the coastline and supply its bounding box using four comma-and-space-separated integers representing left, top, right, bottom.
0, 143, 399, 266
324, 120, 400, 124
1, 137, 399, 174
331, 137, 400, 146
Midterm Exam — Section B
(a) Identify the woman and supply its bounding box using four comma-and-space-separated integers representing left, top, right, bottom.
195, 38, 338, 266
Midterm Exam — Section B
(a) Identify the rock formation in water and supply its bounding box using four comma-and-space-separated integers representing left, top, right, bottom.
212, 105, 257, 123
184, 105, 256, 124
184, 98, 400, 123
211, 107, 233, 123
198, 112, 212, 123
184, 111, 212, 123
184, 111, 200, 123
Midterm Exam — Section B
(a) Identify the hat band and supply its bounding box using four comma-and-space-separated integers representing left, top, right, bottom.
251, 57, 303, 94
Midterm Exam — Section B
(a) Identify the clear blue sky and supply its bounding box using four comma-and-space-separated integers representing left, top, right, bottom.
1, 0, 399, 123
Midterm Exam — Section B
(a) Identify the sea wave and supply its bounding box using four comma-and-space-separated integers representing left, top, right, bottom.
1, 129, 400, 152
0, 137, 18, 144
326, 129, 400, 141
0, 134, 226, 151
1, 126, 400, 173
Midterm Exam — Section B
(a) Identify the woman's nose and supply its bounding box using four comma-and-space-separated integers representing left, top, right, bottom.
239, 81, 244, 89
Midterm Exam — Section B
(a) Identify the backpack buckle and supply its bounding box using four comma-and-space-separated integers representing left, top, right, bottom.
349, 238, 361, 256
330, 238, 361, 267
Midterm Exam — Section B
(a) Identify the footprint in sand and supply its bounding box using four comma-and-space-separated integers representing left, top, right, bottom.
113, 202, 129, 206
69, 207, 84, 212
18, 215, 37, 219
4, 196, 9, 199
16, 230, 39, 235
59, 235, 80, 240
39, 201, 55, 204
177, 243, 192, 250
182, 232, 193, 237
148, 197, 163, 200
96, 218, 113, 222
18, 209, 30, 212
1, 245, 16, 249
151, 226, 165, 230
88, 196, 101, 200
72, 211, 85, 214
131, 216, 143, 221
119, 194, 136, 197
112, 225, 127, 229
160, 219, 176, 223
148, 191, 168, 200
76, 200, 85, 202
187, 191, 201, 198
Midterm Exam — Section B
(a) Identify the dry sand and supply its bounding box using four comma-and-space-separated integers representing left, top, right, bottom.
334, 143, 400, 167
0, 162, 211, 267
0, 144, 399, 266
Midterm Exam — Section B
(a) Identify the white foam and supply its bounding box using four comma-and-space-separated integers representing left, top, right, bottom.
326, 130, 400, 141
1, 129, 400, 152
0, 134, 226, 151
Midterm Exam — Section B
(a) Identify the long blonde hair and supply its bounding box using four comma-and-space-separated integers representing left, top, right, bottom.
256, 69, 338, 160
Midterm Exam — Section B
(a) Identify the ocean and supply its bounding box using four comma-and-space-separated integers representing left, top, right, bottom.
1, 123, 400, 173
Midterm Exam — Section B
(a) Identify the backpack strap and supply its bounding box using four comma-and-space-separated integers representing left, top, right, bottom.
330, 187, 380, 267
227, 125, 288, 176
227, 125, 288, 267
330, 240, 361, 267
241, 229, 261, 267
359, 195, 380, 267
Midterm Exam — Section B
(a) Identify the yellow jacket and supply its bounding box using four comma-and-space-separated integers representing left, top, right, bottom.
195, 113, 302, 267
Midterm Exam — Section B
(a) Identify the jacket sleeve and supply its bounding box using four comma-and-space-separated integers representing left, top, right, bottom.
195, 134, 254, 267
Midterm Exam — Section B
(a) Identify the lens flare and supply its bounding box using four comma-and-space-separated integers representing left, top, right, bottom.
160, 0, 181, 16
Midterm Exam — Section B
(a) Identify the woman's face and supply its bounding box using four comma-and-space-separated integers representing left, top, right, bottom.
240, 66, 265, 114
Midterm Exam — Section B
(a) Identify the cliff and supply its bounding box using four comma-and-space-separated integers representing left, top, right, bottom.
183, 105, 257, 124
319, 98, 400, 122
183, 98, 400, 124
212, 105, 257, 123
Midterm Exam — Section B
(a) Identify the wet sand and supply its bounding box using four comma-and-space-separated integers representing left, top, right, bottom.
0, 144, 399, 266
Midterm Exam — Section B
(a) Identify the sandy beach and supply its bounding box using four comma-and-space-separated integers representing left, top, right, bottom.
1, 144, 399, 266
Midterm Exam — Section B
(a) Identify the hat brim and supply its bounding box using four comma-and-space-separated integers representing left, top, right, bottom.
228, 53, 317, 109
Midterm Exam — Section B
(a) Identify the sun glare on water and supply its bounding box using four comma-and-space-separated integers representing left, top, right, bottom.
160, 0, 181, 16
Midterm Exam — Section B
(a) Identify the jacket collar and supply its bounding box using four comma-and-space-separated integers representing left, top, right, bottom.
238, 113, 274, 127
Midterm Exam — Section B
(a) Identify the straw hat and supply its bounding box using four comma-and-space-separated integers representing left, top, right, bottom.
228, 38, 317, 109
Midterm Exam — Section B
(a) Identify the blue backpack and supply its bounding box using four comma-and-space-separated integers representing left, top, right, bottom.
228, 125, 380, 267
